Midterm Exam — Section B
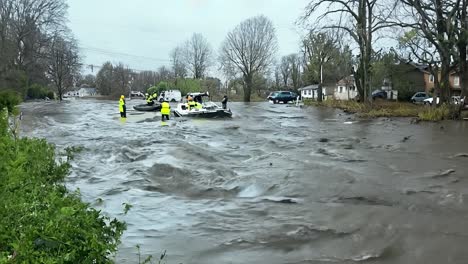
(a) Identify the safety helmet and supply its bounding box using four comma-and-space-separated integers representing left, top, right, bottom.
145, 93, 148, 96
120, 95, 125, 99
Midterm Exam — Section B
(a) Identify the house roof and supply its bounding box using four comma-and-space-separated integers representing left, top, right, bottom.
298, 85, 320, 91
78, 87, 97, 93
337, 75, 355, 86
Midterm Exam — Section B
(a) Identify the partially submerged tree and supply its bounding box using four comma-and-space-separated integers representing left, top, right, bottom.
220, 15, 278, 102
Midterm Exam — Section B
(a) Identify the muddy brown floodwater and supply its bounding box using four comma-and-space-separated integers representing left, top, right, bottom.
20, 99, 468, 264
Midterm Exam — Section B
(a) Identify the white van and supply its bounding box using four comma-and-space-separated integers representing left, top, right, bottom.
158, 90, 182, 102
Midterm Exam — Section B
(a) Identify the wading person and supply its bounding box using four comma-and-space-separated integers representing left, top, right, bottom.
221, 95, 228, 109
119, 95, 126, 118
161, 99, 170, 121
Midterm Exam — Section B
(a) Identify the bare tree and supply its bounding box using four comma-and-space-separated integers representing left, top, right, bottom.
398, 29, 441, 103
1, 0, 68, 91
184, 33, 212, 79
274, 63, 281, 89
454, 0, 468, 99
170, 45, 187, 78
131, 70, 159, 92
279, 56, 291, 88
289, 54, 302, 91
395, 0, 462, 103
157, 66, 171, 81
46, 35, 80, 100
96, 62, 114, 96
302, 0, 397, 101
113, 63, 133, 96
220, 15, 278, 102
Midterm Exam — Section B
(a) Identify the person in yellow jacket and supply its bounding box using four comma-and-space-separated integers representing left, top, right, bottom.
119, 95, 126, 118
146, 93, 154, 105
187, 96, 196, 111
160, 99, 170, 121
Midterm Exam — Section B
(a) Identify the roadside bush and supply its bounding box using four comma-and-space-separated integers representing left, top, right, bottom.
0, 96, 125, 263
47, 91, 55, 99
0, 90, 21, 113
418, 104, 458, 121
27, 84, 50, 99
306, 99, 422, 118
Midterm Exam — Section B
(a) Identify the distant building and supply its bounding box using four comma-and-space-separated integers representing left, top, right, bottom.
65, 87, 98, 97
77, 87, 97, 97
335, 75, 358, 100
298, 84, 333, 100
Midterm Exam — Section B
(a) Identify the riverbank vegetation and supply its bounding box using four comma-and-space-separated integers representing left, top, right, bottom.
305, 99, 459, 121
0, 91, 125, 263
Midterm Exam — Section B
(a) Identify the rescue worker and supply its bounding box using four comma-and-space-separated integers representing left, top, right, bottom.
221, 95, 228, 109
146, 93, 154, 106
160, 98, 171, 121
187, 96, 196, 110
194, 101, 203, 110
119, 95, 126, 118
152, 92, 158, 102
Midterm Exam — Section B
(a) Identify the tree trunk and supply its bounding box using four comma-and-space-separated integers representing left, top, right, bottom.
317, 84, 323, 102
243, 74, 253, 102
440, 61, 451, 103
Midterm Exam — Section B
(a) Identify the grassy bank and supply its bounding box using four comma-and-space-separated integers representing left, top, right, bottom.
305, 99, 459, 121
0, 91, 125, 263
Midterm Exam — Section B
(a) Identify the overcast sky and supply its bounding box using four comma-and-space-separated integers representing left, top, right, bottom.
67, 0, 311, 76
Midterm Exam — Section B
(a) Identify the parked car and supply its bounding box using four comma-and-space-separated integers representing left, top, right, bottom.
267, 91, 298, 104
410, 92, 430, 103
423, 97, 440, 105
371, 90, 387, 100
451, 96, 465, 105
423, 96, 464, 105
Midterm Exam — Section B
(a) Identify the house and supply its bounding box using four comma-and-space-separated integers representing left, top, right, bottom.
298, 85, 333, 100
335, 75, 358, 100
77, 87, 97, 97
391, 61, 461, 99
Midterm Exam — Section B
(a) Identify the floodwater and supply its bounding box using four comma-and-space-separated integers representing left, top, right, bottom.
20, 99, 468, 264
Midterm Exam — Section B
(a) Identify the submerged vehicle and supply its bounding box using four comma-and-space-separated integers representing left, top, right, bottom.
173, 92, 232, 118
133, 103, 161, 111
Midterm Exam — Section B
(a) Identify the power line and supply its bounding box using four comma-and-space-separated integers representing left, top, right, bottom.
79, 62, 166, 74
80, 45, 172, 62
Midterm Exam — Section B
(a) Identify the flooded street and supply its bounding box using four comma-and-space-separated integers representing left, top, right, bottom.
20, 99, 468, 264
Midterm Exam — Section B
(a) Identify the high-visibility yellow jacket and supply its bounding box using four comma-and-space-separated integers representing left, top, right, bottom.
146, 94, 152, 103
195, 102, 203, 109
188, 101, 196, 110
119, 98, 125, 112
161, 102, 170, 115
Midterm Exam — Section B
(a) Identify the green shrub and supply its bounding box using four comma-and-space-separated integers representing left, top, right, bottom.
0, 90, 21, 113
306, 99, 422, 118
418, 104, 457, 121
47, 91, 55, 99
27, 84, 53, 99
0, 107, 125, 263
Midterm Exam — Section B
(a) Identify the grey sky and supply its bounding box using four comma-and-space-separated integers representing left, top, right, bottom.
67, 0, 311, 76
